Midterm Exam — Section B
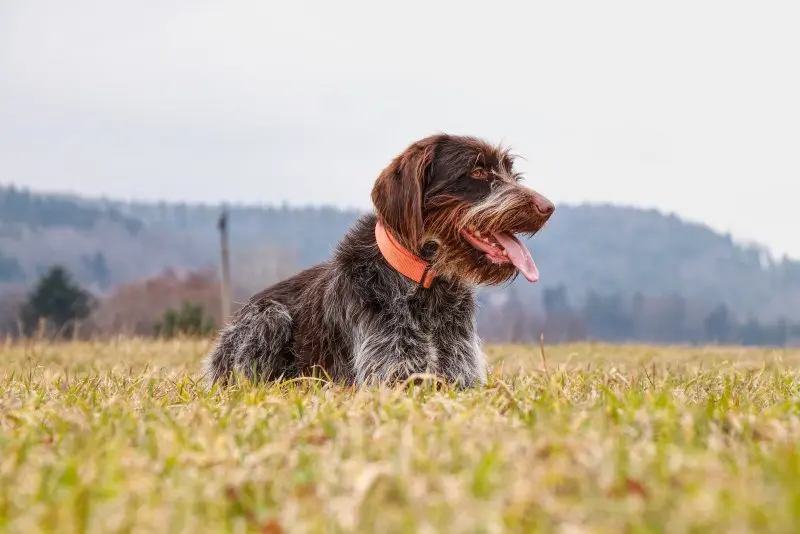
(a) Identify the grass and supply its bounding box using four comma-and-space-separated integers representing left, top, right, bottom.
1, 339, 800, 534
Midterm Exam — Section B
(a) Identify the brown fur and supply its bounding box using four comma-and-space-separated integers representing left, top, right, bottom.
373, 134, 554, 286
204, 134, 554, 387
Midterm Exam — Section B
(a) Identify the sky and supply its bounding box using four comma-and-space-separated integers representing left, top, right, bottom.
2, 1, 800, 258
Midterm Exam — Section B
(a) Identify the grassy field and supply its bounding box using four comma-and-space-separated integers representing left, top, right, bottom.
1, 339, 799, 533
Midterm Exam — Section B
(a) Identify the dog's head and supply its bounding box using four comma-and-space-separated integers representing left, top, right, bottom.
371, 134, 554, 286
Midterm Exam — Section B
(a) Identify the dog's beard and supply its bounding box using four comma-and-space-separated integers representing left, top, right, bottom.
434, 247, 520, 286
424, 190, 544, 286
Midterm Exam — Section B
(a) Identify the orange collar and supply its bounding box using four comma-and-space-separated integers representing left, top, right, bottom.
374, 219, 436, 288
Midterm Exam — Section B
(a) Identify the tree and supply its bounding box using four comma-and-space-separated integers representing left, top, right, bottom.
543, 285, 572, 317
542, 285, 582, 342
20, 265, 93, 338
703, 304, 732, 344
739, 316, 767, 346
582, 291, 634, 341
154, 300, 216, 339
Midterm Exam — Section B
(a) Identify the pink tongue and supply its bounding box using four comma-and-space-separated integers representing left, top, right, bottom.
493, 232, 539, 282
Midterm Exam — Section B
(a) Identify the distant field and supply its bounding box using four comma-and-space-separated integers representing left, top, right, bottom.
2, 340, 799, 533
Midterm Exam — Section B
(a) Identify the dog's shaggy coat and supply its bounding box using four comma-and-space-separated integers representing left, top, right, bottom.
204, 134, 554, 387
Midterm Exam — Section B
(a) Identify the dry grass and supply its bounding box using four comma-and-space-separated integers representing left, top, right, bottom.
2, 339, 800, 533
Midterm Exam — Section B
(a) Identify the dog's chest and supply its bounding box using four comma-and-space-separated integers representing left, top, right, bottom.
361, 293, 471, 354
340, 264, 479, 382
420, 330, 440, 367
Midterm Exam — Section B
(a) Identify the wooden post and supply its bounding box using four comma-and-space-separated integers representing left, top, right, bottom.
217, 208, 231, 321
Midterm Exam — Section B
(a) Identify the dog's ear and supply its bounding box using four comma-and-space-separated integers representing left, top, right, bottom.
371, 141, 434, 251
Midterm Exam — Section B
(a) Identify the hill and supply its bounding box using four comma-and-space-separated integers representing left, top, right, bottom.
0, 186, 211, 294
2, 184, 800, 326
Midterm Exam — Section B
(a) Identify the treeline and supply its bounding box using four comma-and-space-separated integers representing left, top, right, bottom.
0, 186, 142, 234
478, 285, 800, 347
0, 263, 293, 340
90, 197, 800, 322
3, 265, 800, 347
5, 184, 800, 322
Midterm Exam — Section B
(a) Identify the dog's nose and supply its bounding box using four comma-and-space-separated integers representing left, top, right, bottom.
533, 193, 555, 217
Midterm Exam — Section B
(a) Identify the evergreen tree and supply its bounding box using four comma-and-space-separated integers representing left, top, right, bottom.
704, 304, 732, 344
20, 265, 93, 338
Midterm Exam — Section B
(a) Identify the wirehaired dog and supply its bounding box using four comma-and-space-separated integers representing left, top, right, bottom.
203, 134, 554, 388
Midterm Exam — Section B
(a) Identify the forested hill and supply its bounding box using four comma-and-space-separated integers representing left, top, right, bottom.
2, 184, 800, 322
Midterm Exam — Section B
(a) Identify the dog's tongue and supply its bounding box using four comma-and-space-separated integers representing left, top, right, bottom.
493, 232, 539, 282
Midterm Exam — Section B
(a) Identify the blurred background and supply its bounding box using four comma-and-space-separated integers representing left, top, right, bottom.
2, 1, 800, 345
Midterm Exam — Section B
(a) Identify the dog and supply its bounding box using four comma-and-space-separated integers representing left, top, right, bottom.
203, 134, 554, 388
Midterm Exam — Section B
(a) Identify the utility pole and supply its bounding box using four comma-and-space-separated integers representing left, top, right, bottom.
217, 208, 231, 321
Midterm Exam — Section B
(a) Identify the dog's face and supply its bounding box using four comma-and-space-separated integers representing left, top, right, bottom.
372, 134, 554, 286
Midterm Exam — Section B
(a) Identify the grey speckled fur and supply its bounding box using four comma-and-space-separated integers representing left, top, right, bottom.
202, 133, 554, 389
203, 213, 487, 388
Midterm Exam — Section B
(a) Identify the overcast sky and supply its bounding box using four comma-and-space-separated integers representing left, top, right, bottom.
2, 1, 799, 258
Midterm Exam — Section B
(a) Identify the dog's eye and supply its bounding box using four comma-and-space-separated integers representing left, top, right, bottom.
470, 168, 488, 180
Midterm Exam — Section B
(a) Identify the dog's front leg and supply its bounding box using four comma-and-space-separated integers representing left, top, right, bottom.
351, 322, 436, 386
434, 331, 488, 388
